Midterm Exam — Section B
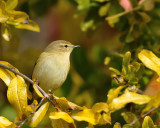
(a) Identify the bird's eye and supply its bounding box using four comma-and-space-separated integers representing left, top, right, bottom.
64, 45, 68, 48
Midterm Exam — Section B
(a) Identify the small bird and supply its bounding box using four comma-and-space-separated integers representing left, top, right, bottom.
32, 40, 79, 92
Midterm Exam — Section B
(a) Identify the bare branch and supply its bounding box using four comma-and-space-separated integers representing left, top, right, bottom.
129, 106, 158, 126
105, 6, 140, 21
17, 98, 45, 128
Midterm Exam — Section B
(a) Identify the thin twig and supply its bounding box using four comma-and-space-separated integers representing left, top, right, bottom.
105, 6, 140, 21
17, 98, 45, 128
129, 106, 158, 126
0, 63, 55, 106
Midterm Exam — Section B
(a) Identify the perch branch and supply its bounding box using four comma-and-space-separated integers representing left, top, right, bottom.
0, 63, 55, 106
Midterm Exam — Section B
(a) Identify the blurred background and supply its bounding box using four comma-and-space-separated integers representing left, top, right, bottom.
0, 0, 159, 127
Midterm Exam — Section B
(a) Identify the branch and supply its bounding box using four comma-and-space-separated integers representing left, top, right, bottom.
0, 63, 55, 106
17, 97, 45, 128
129, 106, 158, 126
105, 6, 140, 21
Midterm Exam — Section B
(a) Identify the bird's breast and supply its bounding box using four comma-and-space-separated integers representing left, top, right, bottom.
32, 52, 70, 92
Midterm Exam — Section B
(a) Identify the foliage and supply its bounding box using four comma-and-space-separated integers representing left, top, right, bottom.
0, 0, 39, 42
1, 0, 160, 127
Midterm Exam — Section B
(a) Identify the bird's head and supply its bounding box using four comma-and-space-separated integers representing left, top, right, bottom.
45, 40, 79, 54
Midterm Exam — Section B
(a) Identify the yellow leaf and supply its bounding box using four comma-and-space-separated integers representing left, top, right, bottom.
7, 10, 29, 25
107, 86, 124, 103
30, 102, 50, 127
92, 102, 109, 113
92, 103, 111, 125
0, 61, 17, 86
0, 116, 17, 128
72, 102, 111, 125
7, 76, 27, 120
104, 57, 111, 65
109, 90, 151, 112
72, 107, 97, 125
138, 49, 160, 81
25, 100, 38, 113
142, 116, 154, 128
52, 95, 82, 111
49, 112, 75, 128
33, 82, 43, 98
97, 113, 111, 125
14, 20, 40, 32
142, 92, 160, 113
0, 1, 9, 23
113, 122, 121, 128
86, 124, 94, 128
1, 23, 12, 41
6, 0, 18, 10
27, 85, 32, 100
0, 0, 40, 32
51, 119, 75, 128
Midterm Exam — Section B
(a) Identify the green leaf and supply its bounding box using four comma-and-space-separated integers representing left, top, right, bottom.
75, 0, 90, 12
81, 19, 95, 32
137, 12, 151, 23
109, 67, 121, 75
121, 112, 140, 128
92, 0, 110, 2
121, 51, 144, 85
141, 0, 154, 11
125, 32, 134, 43
108, 17, 119, 27
6, 0, 18, 10
142, 116, 154, 128
109, 90, 151, 112
113, 122, 121, 128
106, 3, 123, 27
122, 51, 131, 75
99, 3, 110, 17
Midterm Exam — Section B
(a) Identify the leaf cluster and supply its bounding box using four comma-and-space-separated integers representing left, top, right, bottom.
0, 0, 40, 42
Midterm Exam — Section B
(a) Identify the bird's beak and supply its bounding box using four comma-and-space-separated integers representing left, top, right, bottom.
72, 45, 80, 48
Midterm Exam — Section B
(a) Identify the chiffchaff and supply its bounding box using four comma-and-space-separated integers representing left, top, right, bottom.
32, 40, 79, 92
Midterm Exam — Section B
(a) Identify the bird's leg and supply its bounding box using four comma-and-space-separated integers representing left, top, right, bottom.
33, 78, 39, 85
48, 93, 62, 112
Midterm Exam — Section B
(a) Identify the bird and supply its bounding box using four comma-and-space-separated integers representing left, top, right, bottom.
32, 40, 79, 93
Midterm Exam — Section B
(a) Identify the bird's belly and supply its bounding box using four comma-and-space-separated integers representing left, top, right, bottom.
33, 56, 69, 92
